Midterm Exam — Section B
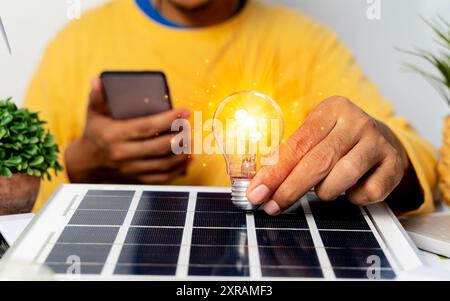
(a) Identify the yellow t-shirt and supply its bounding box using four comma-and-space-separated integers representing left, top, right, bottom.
24, 0, 437, 213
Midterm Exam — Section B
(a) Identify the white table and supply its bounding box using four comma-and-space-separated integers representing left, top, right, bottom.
0, 213, 34, 246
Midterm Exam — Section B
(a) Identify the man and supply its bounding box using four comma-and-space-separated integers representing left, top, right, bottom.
25, 0, 436, 215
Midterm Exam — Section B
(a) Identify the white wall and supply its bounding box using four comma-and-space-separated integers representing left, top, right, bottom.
0, 0, 449, 147
0, 0, 106, 103
279, 0, 450, 148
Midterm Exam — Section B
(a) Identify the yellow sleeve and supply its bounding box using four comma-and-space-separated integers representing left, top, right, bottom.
23, 22, 81, 212
304, 24, 437, 214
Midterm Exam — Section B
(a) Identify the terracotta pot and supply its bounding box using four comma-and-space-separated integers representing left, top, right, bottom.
0, 174, 40, 215
438, 116, 450, 205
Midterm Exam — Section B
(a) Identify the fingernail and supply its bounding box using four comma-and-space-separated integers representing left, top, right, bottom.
264, 200, 281, 216
92, 77, 101, 87
247, 184, 270, 205
180, 109, 190, 119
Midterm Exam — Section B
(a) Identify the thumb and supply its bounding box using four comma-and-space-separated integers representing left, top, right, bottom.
88, 78, 108, 115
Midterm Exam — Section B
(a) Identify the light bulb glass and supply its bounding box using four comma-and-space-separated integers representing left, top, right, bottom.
213, 90, 284, 210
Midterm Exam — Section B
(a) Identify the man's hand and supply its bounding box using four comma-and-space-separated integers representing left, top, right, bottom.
247, 96, 410, 215
65, 78, 190, 184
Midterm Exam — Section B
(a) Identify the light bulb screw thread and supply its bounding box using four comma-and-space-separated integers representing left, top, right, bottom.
231, 178, 259, 211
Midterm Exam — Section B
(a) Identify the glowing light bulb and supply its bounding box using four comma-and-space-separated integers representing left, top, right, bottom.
213, 91, 284, 210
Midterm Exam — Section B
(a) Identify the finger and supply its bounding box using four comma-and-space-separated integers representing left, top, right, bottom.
118, 155, 190, 175
247, 99, 339, 205
88, 78, 109, 115
109, 134, 176, 162
314, 137, 384, 200
115, 108, 190, 141
346, 158, 402, 206
136, 165, 187, 184
268, 125, 359, 214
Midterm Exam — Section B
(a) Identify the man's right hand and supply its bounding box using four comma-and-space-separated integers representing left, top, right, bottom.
65, 78, 191, 184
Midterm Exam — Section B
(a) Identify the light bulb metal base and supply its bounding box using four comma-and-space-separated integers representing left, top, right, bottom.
231, 178, 259, 211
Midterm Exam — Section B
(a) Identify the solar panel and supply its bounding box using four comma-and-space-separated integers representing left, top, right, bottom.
0, 184, 424, 280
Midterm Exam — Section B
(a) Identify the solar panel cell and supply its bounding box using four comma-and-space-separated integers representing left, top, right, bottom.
191, 228, 248, 246
57, 226, 119, 244
69, 210, 127, 226
114, 264, 177, 275
131, 211, 186, 227
195, 198, 242, 213
319, 230, 381, 249
309, 198, 370, 230
188, 265, 250, 276
326, 248, 391, 268
309, 197, 364, 216
124, 227, 183, 245
314, 218, 371, 230
333, 268, 396, 279
196, 192, 231, 199
258, 247, 321, 267
86, 190, 135, 197
261, 266, 323, 278
136, 198, 188, 211
193, 212, 246, 228
45, 244, 112, 263
189, 246, 249, 266
45, 263, 104, 274
256, 229, 315, 247
141, 191, 189, 198
78, 196, 132, 210
254, 212, 308, 229
118, 245, 180, 264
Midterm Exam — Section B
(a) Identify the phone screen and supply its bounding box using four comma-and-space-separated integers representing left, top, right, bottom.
101, 71, 172, 119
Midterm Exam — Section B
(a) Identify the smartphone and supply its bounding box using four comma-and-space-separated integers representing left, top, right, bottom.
101, 71, 172, 119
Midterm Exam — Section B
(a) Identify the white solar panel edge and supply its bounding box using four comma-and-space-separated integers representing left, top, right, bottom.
365, 203, 424, 272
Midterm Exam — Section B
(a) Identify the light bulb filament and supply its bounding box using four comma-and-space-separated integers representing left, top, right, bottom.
241, 154, 256, 178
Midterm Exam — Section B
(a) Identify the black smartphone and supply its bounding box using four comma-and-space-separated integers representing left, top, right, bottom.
101, 71, 172, 119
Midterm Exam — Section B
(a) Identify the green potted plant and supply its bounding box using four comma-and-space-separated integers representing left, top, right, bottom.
0, 98, 63, 214
403, 17, 450, 204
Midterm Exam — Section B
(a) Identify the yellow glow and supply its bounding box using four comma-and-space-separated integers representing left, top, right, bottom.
249, 131, 262, 142
234, 109, 248, 123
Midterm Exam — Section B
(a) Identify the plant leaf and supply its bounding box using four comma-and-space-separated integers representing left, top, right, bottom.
399, 16, 450, 108
3, 156, 22, 166
0, 115, 13, 126
1, 166, 12, 178
29, 156, 44, 167
0, 127, 6, 139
